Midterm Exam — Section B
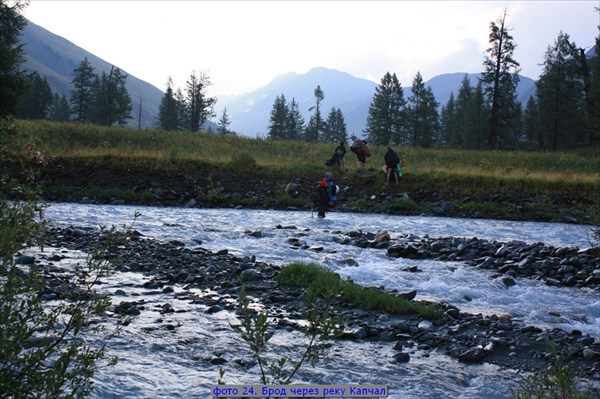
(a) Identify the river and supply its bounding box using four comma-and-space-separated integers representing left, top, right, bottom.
40, 203, 598, 399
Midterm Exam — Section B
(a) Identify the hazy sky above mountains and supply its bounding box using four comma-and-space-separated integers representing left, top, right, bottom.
24, 1, 598, 98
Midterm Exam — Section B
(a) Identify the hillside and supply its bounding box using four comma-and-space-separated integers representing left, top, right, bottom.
21, 19, 164, 129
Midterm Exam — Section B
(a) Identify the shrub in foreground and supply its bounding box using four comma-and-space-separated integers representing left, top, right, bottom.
1, 116, 122, 398
510, 353, 598, 399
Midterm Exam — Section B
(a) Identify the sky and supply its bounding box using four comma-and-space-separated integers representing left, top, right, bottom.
23, 1, 599, 99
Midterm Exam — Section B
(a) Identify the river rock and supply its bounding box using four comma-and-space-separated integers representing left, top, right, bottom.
458, 347, 487, 363
418, 320, 433, 332
397, 290, 417, 300
15, 254, 36, 264
392, 352, 410, 363
352, 327, 368, 340
388, 244, 420, 258
240, 269, 261, 281
373, 230, 390, 243
502, 277, 516, 287
582, 348, 600, 360
392, 341, 404, 351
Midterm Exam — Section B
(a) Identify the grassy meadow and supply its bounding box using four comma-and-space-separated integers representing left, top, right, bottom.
17, 120, 599, 177
12, 119, 600, 223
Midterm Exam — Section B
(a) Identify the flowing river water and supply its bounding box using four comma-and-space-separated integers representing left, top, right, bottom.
39, 203, 598, 399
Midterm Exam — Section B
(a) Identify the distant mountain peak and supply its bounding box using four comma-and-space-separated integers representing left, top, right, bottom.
217, 67, 535, 137
23, 20, 537, 137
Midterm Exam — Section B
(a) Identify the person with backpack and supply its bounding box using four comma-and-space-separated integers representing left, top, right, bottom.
314, 172, 337, 219
384, 146, 401, 185
334, 142, 347, 170
350, 139, 371, 169
324, 142, 347, 170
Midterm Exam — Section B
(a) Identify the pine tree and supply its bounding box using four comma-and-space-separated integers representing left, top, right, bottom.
174, 88, 188, 131
407, 72, 439, 147
512, 101, 524, 145
48, 93, 71, 122
439, 92, 456, 147
322, 107, 348, 144
0, 0, 28, 116
463, 82, 488, 150
88, 74, 104, 125
158, 77, 178, 131
185, 71, 216, 132
88, 68, 130, 127
69, 57, 95, 123
536, 31, 585, 151
481, 8, 521, 149
304, 115, 318, 142
585, 32, 600, 145
286, 98, 305, 140
407, 72, 424, 146
522, 96, 540, 148
453, 75, 474, 147
158, 77, 179, 131
16, 73, 53, 119
268, 94, 289, 140
218, 107, 231, 136
309, 85, 325, 141
113, 68, 132, 126
365, 72, 406, 145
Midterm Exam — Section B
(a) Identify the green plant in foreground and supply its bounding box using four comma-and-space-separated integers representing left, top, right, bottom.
0, 205, 132, 398
0, 116, 130, 398
510, 354, 598, 399
228, 282, 342, 386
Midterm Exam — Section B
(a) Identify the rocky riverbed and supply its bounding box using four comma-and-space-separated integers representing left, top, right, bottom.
337, 230, 600, 290
18, 224, 600, 386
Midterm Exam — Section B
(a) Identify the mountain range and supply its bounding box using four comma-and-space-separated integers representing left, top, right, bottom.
217, 69, 537, 138
22, 19, 537, 137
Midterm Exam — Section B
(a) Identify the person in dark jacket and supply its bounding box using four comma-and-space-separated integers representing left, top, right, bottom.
314, 172, 337, 218
325, 142, 347, 170
333, 142, 347, 170
384, 146, 401, 184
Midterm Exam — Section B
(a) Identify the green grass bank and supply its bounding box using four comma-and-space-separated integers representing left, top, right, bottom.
7, 120, 600, 225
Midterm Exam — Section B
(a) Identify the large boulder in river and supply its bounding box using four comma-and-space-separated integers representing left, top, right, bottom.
387, 244, 420, 259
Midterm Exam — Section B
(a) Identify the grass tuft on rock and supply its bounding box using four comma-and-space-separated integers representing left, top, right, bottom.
277, 262, 439, 319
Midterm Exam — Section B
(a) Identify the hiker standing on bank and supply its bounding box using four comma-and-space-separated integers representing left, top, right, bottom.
350, 139, 370, 169
384, 146, 401, 185
334, 142, 347, 170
